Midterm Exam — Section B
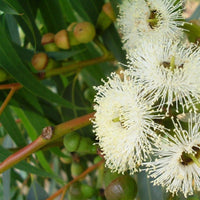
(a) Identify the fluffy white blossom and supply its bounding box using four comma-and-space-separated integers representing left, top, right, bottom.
118, 0, 184, 50
92, 70, 164, 174
127, 39, 200, 113
145, 114, 200, 197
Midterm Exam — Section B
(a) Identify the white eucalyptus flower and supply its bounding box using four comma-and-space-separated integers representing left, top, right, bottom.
128, 39, 200, 113
92, 70, 164, 174
145, 114, 200, 197
118, 0, 184, 50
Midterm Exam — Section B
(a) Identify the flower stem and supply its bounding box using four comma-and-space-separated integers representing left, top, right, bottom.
188, 154, 200, 168
147, 18, 158, 23
44, 54, 114, 78
0, 112, 95, 173
112, 117, 120, 122
170, 56, 175, 72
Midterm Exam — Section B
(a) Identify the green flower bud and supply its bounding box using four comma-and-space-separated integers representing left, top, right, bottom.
67, 22, 78, 31
59, 148, 72, 164
45, 58, 58, 71
102, 3, 116, 22
68, 31, 81, 46
41, 33, 55, 45
81, 184, 96, 198
54, 29, 70, 49
69, 182, 83, 200
0, 68, 8, 82
71, 162, 84, 178
104, 175, 137, 200
73, 22, 96, 43
31, 52, 48, 71
77, 137, 97, 154
64, 132, 81, 152
43, 43, 59, 52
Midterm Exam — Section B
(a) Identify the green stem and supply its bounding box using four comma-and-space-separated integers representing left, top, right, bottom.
112, 117, 120, 122
188, 154, 200, 168
147, 18, 158, 23
170, 56, 176, 72
45, 54, 114, 78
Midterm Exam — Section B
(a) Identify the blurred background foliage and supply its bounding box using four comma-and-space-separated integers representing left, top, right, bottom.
0, 0, 200, 199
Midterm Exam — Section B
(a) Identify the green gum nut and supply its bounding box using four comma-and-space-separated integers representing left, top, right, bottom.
0, 68, 8, 82
104, 175, 137, 200
41, 33, 59, 52
64, 132, 81, 152
81, 184, 96, 198
45, 58, 58, 71
68, 31, 81, 46
59, 148, 72, 164
77, 137, 97, 154
73, 22, 96, 43
31, 52, 48, 71
54, 29, 70, 49
43, 43, 59, 52
102, 3, 116, 22
70, 162, 84, 178
68, 182, 84, 200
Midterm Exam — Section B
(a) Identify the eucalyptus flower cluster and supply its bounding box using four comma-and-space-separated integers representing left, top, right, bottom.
92, 0, 200, 198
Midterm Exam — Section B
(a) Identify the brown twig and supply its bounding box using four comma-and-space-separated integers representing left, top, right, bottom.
0, 112, 95, 173
46, 160, 104, 200
0, 83, 22, 115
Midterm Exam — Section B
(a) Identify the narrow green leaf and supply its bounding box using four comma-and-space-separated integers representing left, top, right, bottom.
59, 0, 77, 22
0, 0, 20, 15
102, 24, 126, 63
5, 14, 20, 45
38, 0, 66, 33
0, 106, 26, 147
12, 106, 53, 173
27, 181, 48, 200
69, 0, 103, 23
2, 170, 10, 200
47, 49, 86, 61
3, 0, 42, 49
137, 171, 164, 200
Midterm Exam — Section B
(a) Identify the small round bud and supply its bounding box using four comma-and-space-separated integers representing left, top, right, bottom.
68, 31, 81, 46
60, 148, 72, 164
77, 137, 97, 154
73, 22, 96, 43
31, 52, 48, 71
69, 182, 83, 200
44, 43, 59, 52
41, 33, 54, 45
102, 3, 116, 21
0, 69, 8, 82
104, 175, 137, 200
67, 22, 78, 31
64, 132, 81, 152
71, 162, 84, 178
54, 29, 70, 49
81, 184, 96, 198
